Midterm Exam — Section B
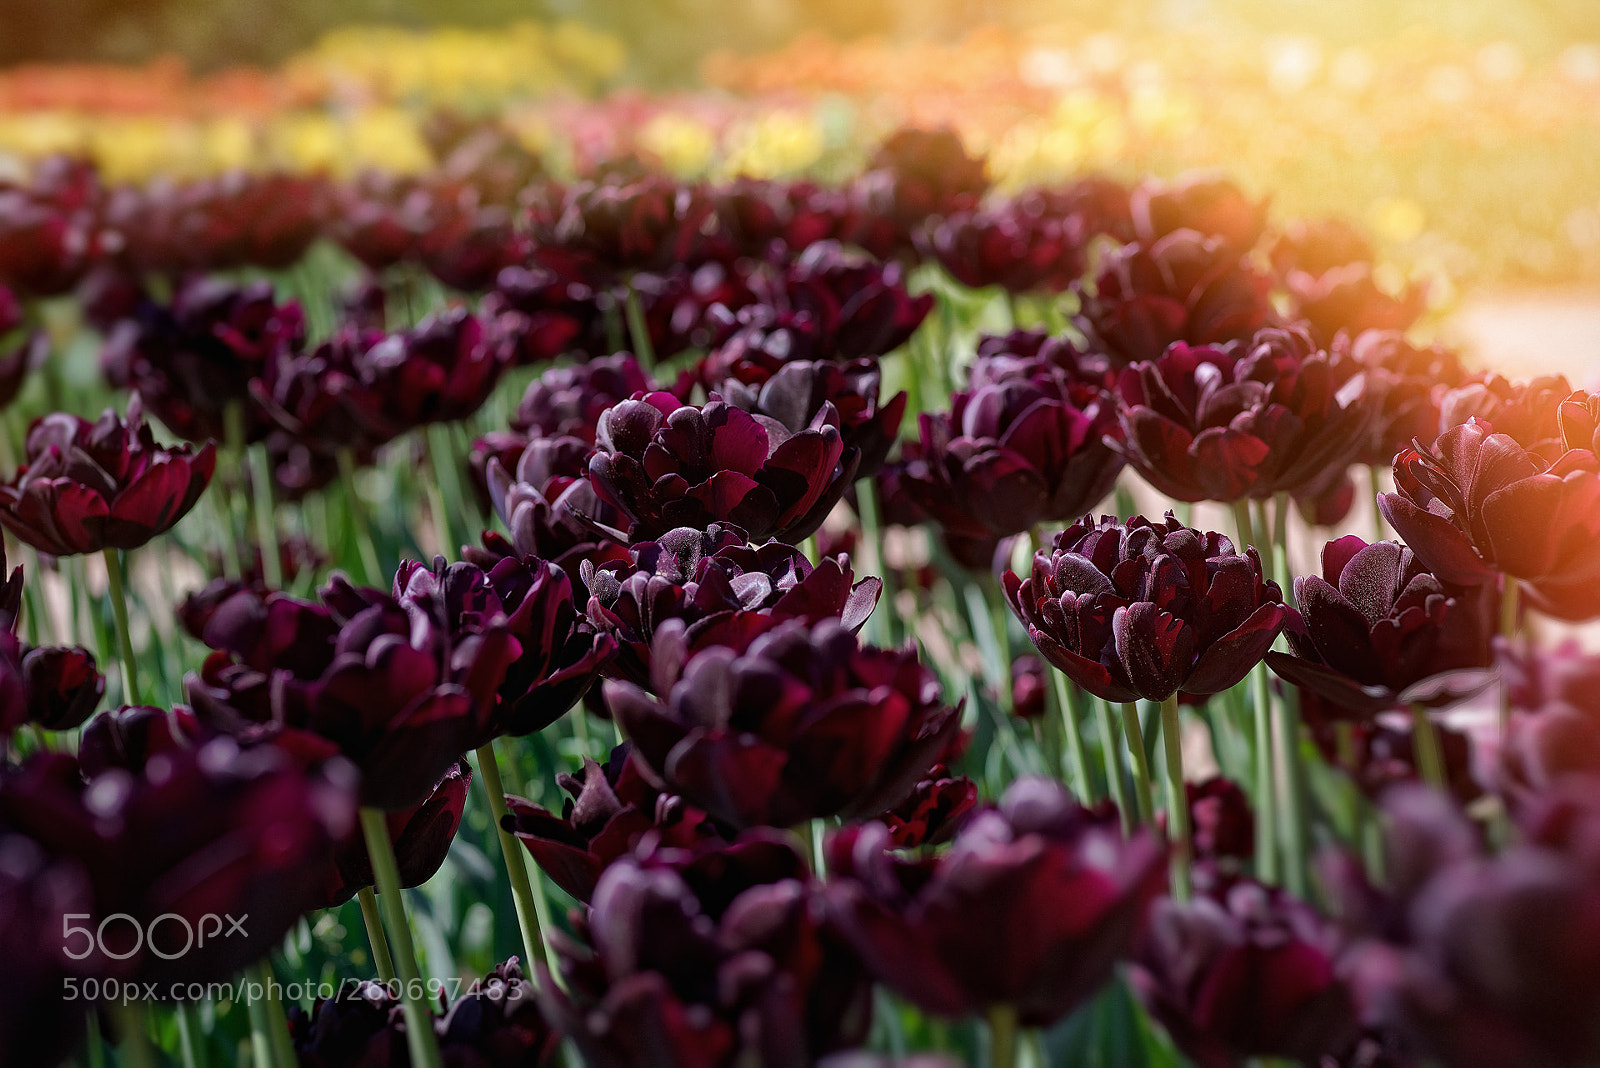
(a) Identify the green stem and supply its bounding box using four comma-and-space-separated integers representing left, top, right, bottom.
250, 443, 283, 590
223, 400, 249, 581
1250, 664, 1279, 884
1271, 492, 1293, 607
252, 960, 296, 1068
474, 743, 551, 972
358, 885, 396, 983
1409, 703, 1447, 790
426, 423, 469, 560
338, 449, 383, 585
86, 1008, 106, 1068
810, 819, 828, 878
1049, 671, 1094, 801
1120, 702, 1157, 826
112, 1001, 155, 1068
175, 1001, 205, 1068
1160, 694, 1192, 901
102, 549, 140, 705
1093, 694, 1133, 834
987, 1002, 1019, 1068
853, 477, 895, 648
623, 283, 656, 365
360, 807, 445, 1068
1264, 495, 1309, 899
244, 982, 275, 1068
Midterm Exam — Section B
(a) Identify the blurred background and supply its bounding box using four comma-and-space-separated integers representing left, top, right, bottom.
2, 0, 1597, 373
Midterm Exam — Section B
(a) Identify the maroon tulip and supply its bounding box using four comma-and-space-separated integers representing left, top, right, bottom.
541, 833, 872, 1068
1131, 173, 1268, 254
1285, 264, 1426, 348
1332, 330, 1468, 467
824, 776, 1165, 1024
1299, 691, 1480, 805
107, 172, 328, 274
482, 263, 603, 365
536, 175, 713, 276
322, 761, 472, 906
0, 158, 101, 297
900, 336, 1124, 540
1497, 640, 1600, 806
1559, 389, 1600, 454
1130, 875, 1358, 1068
20, 644, 104, 732
0, 741, 356, 987
338, 308, 507, 441
606, 617, 962, 831
917, 202, 1088, 293
1267, 535, 1496, 716
502, 741, 717, 903
1379, 419, 1600, 621
1332, 783, 1600, 1068
1004, 513, 1289, 703
1074, 230, 1275, 367
290, 957, 559, 1068
1186, 777, 1256, 863
415, 181, 525, 292
583, 523, 879, 689
250, 326, 385, 498
1269, 216, 1375, 277
0, 395, 216, 556
513, 352, 655, 442
1112, 325, 1370, 503
100, 277, 305, 444
479, 435, 631, 589
713, 356, 907, 481
588, 391, 856, 545
1011, 654, 1048, 720
874, 765, 978, 849
77, 704, 204, 778
853, 126, 989, 249
186, 573, 518, 810
1438, 373, 1572, 461
393, 554, 614, 740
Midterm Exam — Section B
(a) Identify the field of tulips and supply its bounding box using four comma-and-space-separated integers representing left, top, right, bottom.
1, 90, 1600, 1068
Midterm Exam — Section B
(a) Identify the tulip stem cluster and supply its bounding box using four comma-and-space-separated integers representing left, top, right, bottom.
357, 885, 397, 983
1121, 701, 1157, 826
102, 548, 140, 705
359, 806, 446, 1068
1159, 694, 1192, 900
1092, 693, 1133, 834
1050, 669, 1094, 801
1409, 703, 1448, 790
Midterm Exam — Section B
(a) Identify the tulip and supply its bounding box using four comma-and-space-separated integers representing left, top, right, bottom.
536, 174, 714, 276
1186, 777, 1256, 863
502, 741, 717, 903
900, 337, 1124, 541
875, 765, 978, 848
917, 203, 1088, 294
1498, 640, 1600, 806
1004, 513, 1288, 704
19, 645, 104, 732
1379, 419, 1600, 622
583, 523, 880, 689
1074, 230, 1274, 368
1285, 263, 1426, 347
512, 352, 655, 443
321, 761, 472, 906
587, 391, 856, 545
1111, 326, 1370, 504
540, 833, 872, 1067
1131, 172, 1268, 253
77, 704, 204, 778
1438, 373, 1573, 461
0, 158, 100, 297
338, 308, 507, 443
1267, 536, 1497, 716
606, 617, 963, 830
1130, 876, 1358, 1068
824, 776, 1165, 1025
0, 395, 215, 557
0, 829, 98, 1068
1269, 216, 1375, 277
482, 263, 603, 365
1332, 330, 1467, 467
853, 126, 989, 250
1298, 691, 1480, 805
0, 285, 45, 411
1559, 389, 1600, 454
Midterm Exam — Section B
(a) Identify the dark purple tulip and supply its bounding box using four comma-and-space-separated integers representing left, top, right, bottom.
1004, 513, 1288, 703
512, 352, 655, 442
1285, 264, 1426, 348
1438, 373, 1573, 461
1130, 876, 1358, 1068
1332, 330, 1468, 467
0, 634, 28, 741
503, 741, 718, 903
541, 833, 872, 1068
748, 240, 935, 362
482, 263, 601, 365
1266, 536, 1496, 716
917, 202, 1088, 293
588, 391, 855, 545
583, 523, 880, 689
1333, 784, 1600, 1068
0, 395, 216, 556
0, 158, 100, 297
1559, 390, 1600, 455
78, 703, 204, 778
1074, 230, 1275, 368
1269, 216, 1375, 278
99, 277, 305, 444
1112, 325, 1370, 503
853, 126, 989, 249
606, 617, 962, 831
394, 554, 614, 740
20, 644, 104, 732
0, 741, 356, 986
291, 957, 559, 1068
875, 765, 978, 849
1498, 640, 1600, 805
824, 776, 1165, 1025
1186, 776, 1256, 863
339, 308, 507, 441
900, 337, 1124, 540
1011, 654, 1047, 720
1299, 691, 1480, 805
186, 574, 519, 810
322, 760, 472, 906
250, 327, 385, 498
0, 830, 98, 1068
1131, 172, 1268, 254
480, 435, 631, 589
415, 182, 526, 293
714, 356, 907, 481
538, 175, 713, 276
1380, 419, 1600, 621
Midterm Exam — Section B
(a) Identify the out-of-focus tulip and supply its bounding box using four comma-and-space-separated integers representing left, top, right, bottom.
0, 395, 215, 556
918, 202, 1088, 293
1131, 172, 1268, 253
1380, 419, 1600, 621
1437, 373, 1572, 461
1559, 390, 1600, 455
824, 776, 1164, 1025
1186, 777, 1256, 863
606, 618, 962, 830
322, 760, 472, 906
874, 765, 978, 849
338, 308, 507, 442
541, 833, 872, 1067
1333, 330, 1468, 467
0, 830, 97, 1068
1004, 513, 1288, 703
